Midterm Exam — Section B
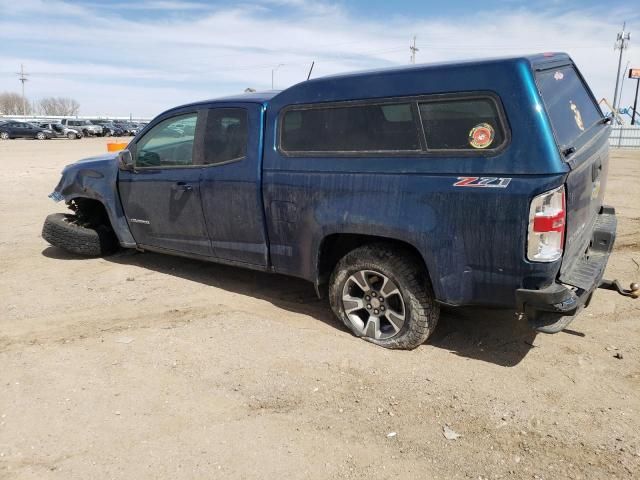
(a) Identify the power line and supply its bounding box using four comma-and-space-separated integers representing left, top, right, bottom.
612, 22, 631, 123
1, 39, 627, 90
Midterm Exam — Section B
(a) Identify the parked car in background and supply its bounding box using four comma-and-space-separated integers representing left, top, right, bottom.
37, 122, 83, 139
0, 121, 53, 140
113, 122, 142, 136
60, 119, 103, 137
129, 124, 143, 136
91, 120, 125, 137
112, 122, 129, 135
104, 124, 126, 137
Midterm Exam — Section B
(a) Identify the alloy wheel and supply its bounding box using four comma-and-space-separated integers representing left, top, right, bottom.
341, 270, 406, 340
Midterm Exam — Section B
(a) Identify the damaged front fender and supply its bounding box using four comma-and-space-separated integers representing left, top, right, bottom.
50, 153, 137, 248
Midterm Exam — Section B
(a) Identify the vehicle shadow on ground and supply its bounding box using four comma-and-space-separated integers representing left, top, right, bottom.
42, 247, 538, 367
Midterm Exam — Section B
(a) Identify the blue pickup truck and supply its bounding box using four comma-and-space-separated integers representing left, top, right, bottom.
43, 53, 627, 349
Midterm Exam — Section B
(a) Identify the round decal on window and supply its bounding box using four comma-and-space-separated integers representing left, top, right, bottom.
468, 123, 495, 149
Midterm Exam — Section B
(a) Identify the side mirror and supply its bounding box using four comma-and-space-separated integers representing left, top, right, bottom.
118, 149, 134, 171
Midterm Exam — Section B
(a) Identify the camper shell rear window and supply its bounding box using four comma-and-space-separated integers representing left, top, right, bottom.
535, 65, 603, 149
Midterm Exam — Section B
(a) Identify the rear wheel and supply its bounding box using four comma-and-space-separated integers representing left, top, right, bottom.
42, 213, 118, 256
329, 244, 439, 349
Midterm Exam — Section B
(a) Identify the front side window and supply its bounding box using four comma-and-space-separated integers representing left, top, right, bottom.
202, 108, 248, 165
419, 98, 505, 150
536, 65, 602, 149
135, 113, 197, 168
280, 102, 421, 153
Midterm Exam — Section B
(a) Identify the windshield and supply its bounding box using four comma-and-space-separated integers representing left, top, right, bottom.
536, 65, 602, 149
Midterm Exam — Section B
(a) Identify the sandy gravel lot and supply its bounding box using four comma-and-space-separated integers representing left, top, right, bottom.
0, 138, 639, 479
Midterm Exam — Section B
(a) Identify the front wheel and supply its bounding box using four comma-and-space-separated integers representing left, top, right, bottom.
329, 244, 439, 349
36, 132, 46, 140
0, 132, 9, 140
42, 213, 118, 256
67, 132, 77, 139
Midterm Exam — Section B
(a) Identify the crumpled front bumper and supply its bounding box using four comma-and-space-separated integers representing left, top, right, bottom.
516, 206, 617, 333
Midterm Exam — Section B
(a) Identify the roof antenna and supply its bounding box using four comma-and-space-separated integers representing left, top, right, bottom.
306, 61, 315, 80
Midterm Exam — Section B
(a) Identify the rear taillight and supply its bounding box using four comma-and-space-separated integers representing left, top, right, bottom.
527, 186, 566, 262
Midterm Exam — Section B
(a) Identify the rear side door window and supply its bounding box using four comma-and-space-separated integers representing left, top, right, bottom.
201, 108, 248, 166
536, 65, 603, 148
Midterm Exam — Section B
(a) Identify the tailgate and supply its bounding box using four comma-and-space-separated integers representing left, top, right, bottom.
535, 63, 611, 284
560, 131, 610, 283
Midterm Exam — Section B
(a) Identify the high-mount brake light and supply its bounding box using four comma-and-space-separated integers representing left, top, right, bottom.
527, 186, 566, 262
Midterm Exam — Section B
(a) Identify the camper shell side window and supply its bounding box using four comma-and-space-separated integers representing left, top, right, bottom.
278, 92, 510, 157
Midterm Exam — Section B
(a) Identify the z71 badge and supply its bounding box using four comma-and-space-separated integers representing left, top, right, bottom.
453, 177, 512, 188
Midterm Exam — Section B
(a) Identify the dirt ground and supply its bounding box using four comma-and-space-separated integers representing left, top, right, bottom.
0, 138, 638, 480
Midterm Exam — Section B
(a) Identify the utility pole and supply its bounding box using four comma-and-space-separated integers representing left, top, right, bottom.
409, 35, 419, 64
612, 23, 630, 123
16, 64, 29, 116
632, 78, 639, 125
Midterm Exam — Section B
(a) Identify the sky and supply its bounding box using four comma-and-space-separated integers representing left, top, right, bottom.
1, 0, 639, 118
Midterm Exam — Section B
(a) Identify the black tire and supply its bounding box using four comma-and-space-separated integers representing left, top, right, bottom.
36, 132, 46, 140
329, 244, 439, 350
67, 132, 77, 140
42, 213, 118, 256
0, 132, 9, 140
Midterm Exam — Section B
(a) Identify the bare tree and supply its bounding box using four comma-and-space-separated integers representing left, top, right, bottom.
0, 92, 32, 115
38, 97, 57, 115
38, 97, 80, 116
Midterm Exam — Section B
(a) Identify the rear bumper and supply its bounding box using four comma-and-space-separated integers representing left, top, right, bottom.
516, 205, 616, 333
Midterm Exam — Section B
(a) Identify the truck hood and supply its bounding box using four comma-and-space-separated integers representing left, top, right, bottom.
64, 152, 118, 168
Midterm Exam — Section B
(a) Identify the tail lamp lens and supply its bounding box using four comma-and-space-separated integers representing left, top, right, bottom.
527, 186, 566, 262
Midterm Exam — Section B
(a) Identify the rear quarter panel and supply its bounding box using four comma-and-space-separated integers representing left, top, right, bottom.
264, 168, 564, 306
